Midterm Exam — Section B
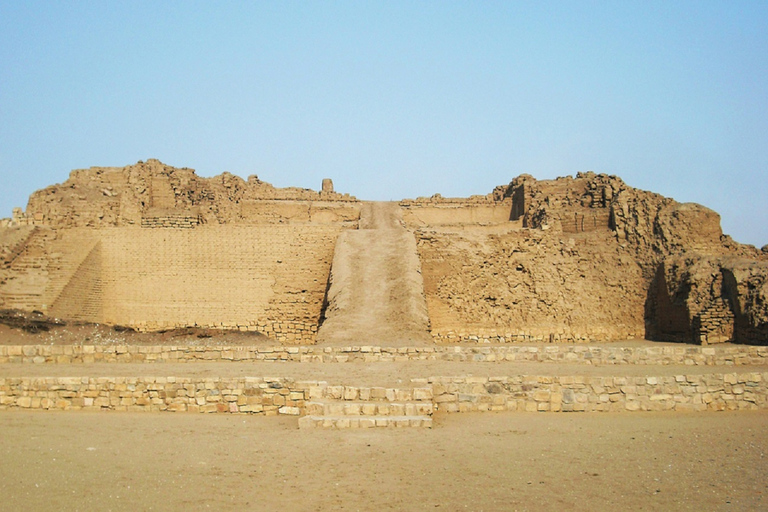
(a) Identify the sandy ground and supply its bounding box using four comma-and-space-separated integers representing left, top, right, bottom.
0, 410, 765, 512
1, 361, 764, 387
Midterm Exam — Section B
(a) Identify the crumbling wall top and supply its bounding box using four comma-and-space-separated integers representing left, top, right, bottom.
17, 160, 358, 228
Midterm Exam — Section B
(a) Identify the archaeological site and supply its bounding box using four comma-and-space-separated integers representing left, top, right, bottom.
1, 159, 767, 428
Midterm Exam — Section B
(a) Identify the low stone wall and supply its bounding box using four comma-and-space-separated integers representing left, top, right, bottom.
0, 376, 316, 415
430, 372, 768, 413
430, 331, 641, 343
1, 344, 767, 366
1, 372, 765, 415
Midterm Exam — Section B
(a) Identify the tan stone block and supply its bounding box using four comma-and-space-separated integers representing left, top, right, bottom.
413, 388, 433, 400
359, 418, 376, 428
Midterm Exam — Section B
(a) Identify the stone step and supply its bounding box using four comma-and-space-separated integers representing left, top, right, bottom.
298, 415, 433, 429
318, 385, 434, 402
306, 400, 434, 416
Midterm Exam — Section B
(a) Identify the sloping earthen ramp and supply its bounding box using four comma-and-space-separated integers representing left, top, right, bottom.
316, 202, 432, 345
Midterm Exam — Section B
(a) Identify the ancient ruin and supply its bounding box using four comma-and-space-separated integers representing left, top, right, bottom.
2, 159, 768, 437
2, 159, 766, 345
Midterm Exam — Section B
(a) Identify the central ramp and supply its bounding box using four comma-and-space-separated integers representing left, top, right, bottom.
316, 202, 432, 346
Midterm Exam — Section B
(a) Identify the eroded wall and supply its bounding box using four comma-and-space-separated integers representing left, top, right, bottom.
416, 172, 768, 344
417, 228, 646, 342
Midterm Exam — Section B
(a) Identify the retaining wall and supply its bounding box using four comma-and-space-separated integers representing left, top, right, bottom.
2, 344, 767, 366
0, 376, 315, 415
1, 372, 765, 415
428, 372, 768, 413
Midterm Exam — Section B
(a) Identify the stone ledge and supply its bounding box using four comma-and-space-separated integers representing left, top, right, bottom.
298, 415, 433, 429
306, 400, 434, 416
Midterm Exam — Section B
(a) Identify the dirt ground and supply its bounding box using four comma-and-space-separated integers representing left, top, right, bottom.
2, 301, 767, 512
0, 410, 765, 512
0, 310, 272, 346
1, 360, 763, 388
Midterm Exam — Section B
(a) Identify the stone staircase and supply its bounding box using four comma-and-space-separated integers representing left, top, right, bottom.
298, 383, 434, 429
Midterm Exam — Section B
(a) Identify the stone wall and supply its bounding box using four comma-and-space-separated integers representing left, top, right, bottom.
1, 372, 765, 415
0, 376, 314, 415
430, 372, 767, 413
2, 344, 766, 366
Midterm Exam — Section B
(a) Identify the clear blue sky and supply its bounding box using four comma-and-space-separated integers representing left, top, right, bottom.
1, 1, 766, 246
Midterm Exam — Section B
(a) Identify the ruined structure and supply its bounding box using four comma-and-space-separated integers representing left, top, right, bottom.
1, 161, 766, 344
0, 160, 360, 342
408, 173, 768, 344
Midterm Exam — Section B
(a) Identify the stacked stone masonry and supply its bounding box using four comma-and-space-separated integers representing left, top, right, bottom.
1, 344, 767, 366
1, 372, 765, 416
429, 372, 768, 413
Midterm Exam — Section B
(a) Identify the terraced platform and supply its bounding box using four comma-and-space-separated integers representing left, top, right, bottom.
1, 342, 766, 429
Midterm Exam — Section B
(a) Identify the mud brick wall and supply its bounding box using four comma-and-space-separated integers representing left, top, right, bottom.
400, 201, 513, 228
559, 208, 611, 234
0, 229, 57, 311
430, 372, 768, 413
417, 229, 647, 343
240, 200, 360, 225
0, 226, 36, 266
141, 213, 201, 228
98, 225, 339, 341
693, 299, 735, 344
49, 243, 103, 321
1, 224, 341, 341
